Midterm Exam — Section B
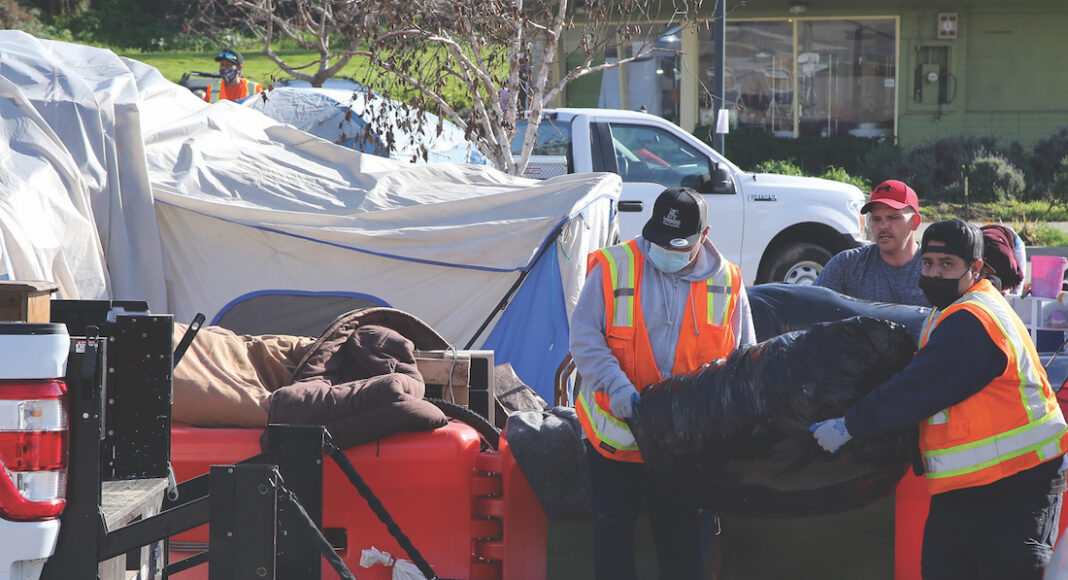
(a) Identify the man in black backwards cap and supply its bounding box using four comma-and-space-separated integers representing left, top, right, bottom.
204, 47, 263, 103
811, 218, 1068, 579
570, 187, 756, 579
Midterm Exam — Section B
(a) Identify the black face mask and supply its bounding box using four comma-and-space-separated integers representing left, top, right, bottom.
918, 270, 972, 309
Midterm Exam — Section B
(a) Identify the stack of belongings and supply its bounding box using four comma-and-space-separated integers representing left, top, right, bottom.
630, 310, 923, 517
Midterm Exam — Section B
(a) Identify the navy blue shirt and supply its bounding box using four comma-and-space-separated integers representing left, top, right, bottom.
844, 310, 1005, 436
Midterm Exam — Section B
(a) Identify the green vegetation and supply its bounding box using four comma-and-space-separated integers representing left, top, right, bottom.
115, 48, 375, 87
752, 159, 870, 192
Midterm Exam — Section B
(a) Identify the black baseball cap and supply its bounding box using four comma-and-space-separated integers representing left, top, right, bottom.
921, 219, 983, 262
215, 48, 244, 66
642, 187, 708, 250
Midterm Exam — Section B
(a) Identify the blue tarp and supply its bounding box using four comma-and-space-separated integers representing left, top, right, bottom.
483, 243, 570, 402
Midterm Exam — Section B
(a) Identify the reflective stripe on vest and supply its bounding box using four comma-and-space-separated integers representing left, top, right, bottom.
602, 242, 637, 330
918, 281, 1068, 491
576, 387, 640, 454
599, 243, 737, 331
707, 264, 734, 327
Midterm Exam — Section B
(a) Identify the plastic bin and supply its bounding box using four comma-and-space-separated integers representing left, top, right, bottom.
1031, 255, 1067, 298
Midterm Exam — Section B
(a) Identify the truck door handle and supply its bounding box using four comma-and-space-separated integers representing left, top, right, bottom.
618, 201, 643, 212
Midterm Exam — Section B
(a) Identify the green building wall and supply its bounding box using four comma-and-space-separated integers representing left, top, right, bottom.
564, 1, 1068, 148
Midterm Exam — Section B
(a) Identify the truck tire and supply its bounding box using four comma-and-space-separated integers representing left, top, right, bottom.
762, 242, 832, 285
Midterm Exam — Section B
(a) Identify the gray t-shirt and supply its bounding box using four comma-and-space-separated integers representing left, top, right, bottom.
815, 243, 931, 307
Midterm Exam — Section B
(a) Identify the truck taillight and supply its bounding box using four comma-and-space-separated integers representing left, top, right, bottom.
0, 380, 67, 520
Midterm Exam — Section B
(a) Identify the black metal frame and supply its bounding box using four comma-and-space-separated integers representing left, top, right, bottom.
41, 301, 329, 579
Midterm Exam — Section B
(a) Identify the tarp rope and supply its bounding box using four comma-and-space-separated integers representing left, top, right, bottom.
273, 476, 357, 580
326, 441, 454, 580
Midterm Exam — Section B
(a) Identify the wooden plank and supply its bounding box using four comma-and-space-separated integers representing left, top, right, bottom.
100, 478, 168, 580
101, 478, 169, 529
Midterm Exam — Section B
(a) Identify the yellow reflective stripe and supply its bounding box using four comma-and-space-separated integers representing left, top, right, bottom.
966, 292, 1050, 423
619, 244, 636, 328
576, 388, 639, 451
925, 411, 1067, 477
918, 309, 940, 347
601, 249, 623, 327
601, 247, 634, 329
706, 266, 732, 327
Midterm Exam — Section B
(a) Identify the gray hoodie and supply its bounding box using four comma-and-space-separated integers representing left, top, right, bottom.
570, 236, 757, 402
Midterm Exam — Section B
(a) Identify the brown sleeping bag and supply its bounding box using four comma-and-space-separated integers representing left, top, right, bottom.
172, 324, 315, 427
173, 307, 450, 449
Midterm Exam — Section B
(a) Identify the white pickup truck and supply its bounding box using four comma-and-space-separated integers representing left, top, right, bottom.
515, 108, 868, 284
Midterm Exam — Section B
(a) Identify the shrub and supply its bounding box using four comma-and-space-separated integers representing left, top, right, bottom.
858, 140, 903, 186
1030, 126, 1068, 195
1049, 156, 1068, 207
898, 136, 1000, 201
709, 127, 883, 175
0, 0, 63, 39
1027, 224, 1068, 247
819, 166, 869, 192
752, 159, 805, 176
967, 155, 1025, 203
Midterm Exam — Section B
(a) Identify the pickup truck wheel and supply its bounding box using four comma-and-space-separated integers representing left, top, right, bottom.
763, 243, 832, 285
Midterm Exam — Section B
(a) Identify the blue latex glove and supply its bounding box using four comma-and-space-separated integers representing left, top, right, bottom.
609, 384, 641, 419
809, 417, 852, 453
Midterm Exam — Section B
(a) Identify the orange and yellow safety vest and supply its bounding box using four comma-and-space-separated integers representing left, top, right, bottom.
576, 239, 742, 462
205, 79, 263, 103
918, 279, 1068, 494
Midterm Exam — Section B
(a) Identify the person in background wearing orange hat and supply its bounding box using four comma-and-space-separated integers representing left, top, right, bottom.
816, 180, 931, 306
204, 48, 263, 103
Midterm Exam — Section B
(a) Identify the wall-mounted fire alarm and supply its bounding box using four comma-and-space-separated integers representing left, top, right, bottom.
938, 13, 958, 40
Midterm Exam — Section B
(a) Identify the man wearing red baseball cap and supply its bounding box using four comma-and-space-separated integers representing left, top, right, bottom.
815, 179, 930, 306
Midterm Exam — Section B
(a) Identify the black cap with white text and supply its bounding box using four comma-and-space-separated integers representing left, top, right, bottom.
642, 187, 707, 250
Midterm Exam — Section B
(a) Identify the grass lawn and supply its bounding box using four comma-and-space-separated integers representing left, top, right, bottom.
116, 46, 475, 110
115, 48, 374, 86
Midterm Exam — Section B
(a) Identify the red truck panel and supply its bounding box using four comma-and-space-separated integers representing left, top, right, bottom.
170, 420, 549, 580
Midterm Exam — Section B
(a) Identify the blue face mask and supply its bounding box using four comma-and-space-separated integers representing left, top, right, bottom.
220, 68, 240, 83
648, 243, 694, 273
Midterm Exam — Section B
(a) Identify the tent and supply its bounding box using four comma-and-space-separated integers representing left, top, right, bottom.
244, 86, 490, 165
0, 31, 620, 400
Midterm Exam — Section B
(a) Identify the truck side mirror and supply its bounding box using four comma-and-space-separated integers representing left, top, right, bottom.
695, 166, 735, 195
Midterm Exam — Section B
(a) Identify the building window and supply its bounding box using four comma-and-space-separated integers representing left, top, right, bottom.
698, 18, 896, 138
589, 24, 684, 123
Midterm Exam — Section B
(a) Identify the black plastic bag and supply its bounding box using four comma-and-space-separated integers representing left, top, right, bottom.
629, 316, 917, 517
748, 283, 931, 344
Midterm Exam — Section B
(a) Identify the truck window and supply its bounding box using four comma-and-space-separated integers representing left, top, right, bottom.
608, 123, 713, 188
511, 117, 572, 156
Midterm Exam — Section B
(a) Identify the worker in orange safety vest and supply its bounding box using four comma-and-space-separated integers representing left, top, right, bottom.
204, 48, 263, 103
812, 219, 1068, 580
571, 187, 756, 580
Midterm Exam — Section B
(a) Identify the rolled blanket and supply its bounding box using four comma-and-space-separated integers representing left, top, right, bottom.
629, 316, 918, 517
